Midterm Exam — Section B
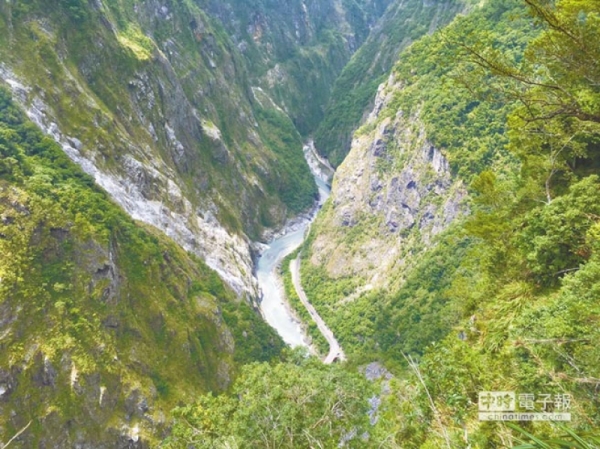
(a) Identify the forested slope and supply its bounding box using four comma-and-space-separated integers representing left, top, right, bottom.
0, 88, 284, 446
301, 0, 600, 444
315, 0, 469, 167
0, 0, 385, 297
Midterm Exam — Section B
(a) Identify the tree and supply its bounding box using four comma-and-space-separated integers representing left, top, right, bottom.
516, 175, 600, 285
162, 353, 374, 449
451, 0, 600, 201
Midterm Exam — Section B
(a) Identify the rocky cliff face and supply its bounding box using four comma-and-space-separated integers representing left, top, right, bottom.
2, 62, 260, 298
309, 74, 467, 290
297, 0, 525, 358
198, 0, 393, 134
315, 0, 468, 166
0, 0, 394, 299
0, 1, 269, 297
0, 86, 285, 446
0, 0, 405, 445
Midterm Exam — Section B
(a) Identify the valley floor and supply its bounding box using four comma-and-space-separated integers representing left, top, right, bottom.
290, 253, 346, 363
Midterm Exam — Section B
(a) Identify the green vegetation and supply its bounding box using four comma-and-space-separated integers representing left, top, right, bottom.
255, 107, 317, 214
384, 0, 538, 181
280, 250, 329, 355
273, 0, 600, 446
508, 422, 600, 449
0, 87, 283, 445
315, 0, 467, 166
161, 351, 374, 449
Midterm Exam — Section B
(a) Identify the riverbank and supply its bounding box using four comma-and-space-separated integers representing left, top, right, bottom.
281, 249, 330, 354
260, 141, 333, 244
290, 253, 346, 363
255, 141, 334, 348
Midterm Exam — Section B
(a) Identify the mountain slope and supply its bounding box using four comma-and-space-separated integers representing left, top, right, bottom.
299, 0, 532, 358
0, 0, 398, 298
197, 0, 394, 135
0, 88, 284, 447
314, 0, 468, 166
0, 0, 315, 297
291, 0, 600, 445
0, 0, 399, 445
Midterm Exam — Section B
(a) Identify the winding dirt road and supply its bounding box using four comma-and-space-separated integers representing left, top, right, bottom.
290, 253, 346, 364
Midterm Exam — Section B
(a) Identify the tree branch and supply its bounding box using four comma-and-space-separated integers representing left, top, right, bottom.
403, 353, 452, 449
2, 421, 32, 449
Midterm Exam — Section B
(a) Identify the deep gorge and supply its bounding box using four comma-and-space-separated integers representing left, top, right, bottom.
1, 0, 599, 447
